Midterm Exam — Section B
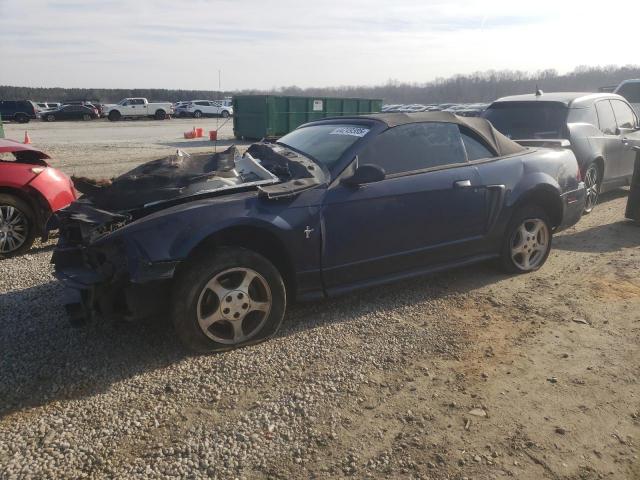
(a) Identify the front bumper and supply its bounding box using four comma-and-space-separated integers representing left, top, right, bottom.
557, 182, 586, 232
52, 242, 178, 324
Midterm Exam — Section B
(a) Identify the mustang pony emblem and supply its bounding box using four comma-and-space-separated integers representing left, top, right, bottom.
304, 226, 314, 239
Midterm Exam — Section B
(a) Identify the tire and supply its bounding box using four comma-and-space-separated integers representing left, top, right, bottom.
221, 110, 230, 118
108, 110, 121, 121
172, 246, 286, 353
15, 113, 29, 123
154, 109, 166, 120
500, 204, 552, 274
583, 161, 601, 214
46, 114, 55, 122
82, 114, 91, 121
0, 194, 37, 258
193, 110, 202, 118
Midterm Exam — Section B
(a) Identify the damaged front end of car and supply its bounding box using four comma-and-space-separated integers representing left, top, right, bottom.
52, 144, 326, 326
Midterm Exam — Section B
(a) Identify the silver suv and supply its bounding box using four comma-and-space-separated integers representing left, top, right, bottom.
483, 92, 640, 212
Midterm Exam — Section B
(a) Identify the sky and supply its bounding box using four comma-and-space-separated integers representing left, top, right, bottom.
1, 0, 639, 91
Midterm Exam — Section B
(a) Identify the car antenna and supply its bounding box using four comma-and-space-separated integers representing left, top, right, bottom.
535, 85, 543, 97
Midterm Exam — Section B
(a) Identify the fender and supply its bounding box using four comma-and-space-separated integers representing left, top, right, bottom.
0, 162, 38, 189
507, 171, 561, 210
28, 167, 76, 212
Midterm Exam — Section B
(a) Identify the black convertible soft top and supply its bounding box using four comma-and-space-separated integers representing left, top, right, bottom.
339, 112, 526, 157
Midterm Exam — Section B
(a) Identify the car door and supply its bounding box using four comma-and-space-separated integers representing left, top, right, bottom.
594, 100, 628, 183
58, 105, 75, 120
199, 101, 213, 115
132, 99, 146, 115
610, 99, 640, 179
321, 122, 489, 292
118, 100, 132, 116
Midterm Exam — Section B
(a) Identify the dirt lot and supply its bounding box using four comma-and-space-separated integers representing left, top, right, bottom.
0, 120, 639, 479
3, 117, 242, 178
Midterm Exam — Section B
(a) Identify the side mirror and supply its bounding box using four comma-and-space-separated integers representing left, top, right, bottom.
343, 164, 386, 187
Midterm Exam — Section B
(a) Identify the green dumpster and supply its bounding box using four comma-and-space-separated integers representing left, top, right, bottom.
232, 95, 383, 140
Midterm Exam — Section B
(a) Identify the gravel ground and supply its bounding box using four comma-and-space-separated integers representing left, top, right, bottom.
1, 121, 639, 479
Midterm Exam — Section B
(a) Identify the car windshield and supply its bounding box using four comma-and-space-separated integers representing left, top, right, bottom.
483, 102, 568, 139
277, 124, 371, 169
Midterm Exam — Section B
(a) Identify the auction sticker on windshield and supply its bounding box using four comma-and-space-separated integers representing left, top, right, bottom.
329, 127, 370, 137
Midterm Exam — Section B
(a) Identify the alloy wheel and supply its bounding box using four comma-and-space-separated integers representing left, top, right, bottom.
196, 267, 272, 344
0, 205, 28, 254
584, 164, 600, 213
510, 218, 549, 271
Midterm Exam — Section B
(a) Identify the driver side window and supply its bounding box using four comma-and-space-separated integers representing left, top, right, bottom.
359, 122, 466, 176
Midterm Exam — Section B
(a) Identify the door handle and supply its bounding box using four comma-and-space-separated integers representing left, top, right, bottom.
622, 137, 629, 146
454, 179, 472, 188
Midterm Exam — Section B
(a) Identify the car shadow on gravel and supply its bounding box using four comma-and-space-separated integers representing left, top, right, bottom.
554, 219, 640, 253
0, 281, 185, 419
0, 262, 503, 418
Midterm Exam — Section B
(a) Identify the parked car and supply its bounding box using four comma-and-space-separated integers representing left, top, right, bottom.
183, 100, 233, 118
173, 102, 191, 118
52, 112, 585, 352
0, 139, 76, 257
0, 100, 38, 123
63, 100, 104, 117
483, 92, 640, 212
613, 79, 640, 115
103, 98, 174, 121
41, 104, 99, 121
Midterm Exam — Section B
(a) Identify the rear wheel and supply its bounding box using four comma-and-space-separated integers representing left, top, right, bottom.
583, 161, 601, 214
172, 247, 286, 353
46, 114, 55, 122
108, 110, 121, 121
15, 113, 29, 123
154, 109, 166, 120
221, 110, 230, 118
193, 110, 202, 118
0, 194, 36, 258
500, 205, 552, 274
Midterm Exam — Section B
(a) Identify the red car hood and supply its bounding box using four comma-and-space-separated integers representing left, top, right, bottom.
0, 139, 51, 160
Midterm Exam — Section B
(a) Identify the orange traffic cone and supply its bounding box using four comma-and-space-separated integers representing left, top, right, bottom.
24, 131, 31, 144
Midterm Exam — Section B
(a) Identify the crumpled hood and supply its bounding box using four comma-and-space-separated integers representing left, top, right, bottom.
55, 143, 327, 244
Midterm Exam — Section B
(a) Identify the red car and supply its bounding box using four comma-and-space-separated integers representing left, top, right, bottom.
0, 139, 76, 257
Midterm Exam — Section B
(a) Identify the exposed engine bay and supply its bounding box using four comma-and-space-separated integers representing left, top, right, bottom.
57, 143, 325, 245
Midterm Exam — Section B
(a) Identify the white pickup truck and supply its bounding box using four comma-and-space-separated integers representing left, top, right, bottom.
103, 98, 174, 121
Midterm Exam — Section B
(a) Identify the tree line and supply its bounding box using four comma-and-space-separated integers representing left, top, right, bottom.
2, 65, 639, 105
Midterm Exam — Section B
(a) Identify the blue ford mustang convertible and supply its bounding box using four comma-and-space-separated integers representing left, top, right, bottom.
53, 112, 585, 352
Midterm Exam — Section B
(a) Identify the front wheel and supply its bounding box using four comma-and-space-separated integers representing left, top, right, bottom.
193, 110, 202, 118
46, 114, 55, 122
500, 205, 552, 274
583, 162, 601, 214
82, 114, 91, 121
172, 247, 286, 352
108, 110, 121, 121
221, 110, 230, 118
0, 194, 36, 258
